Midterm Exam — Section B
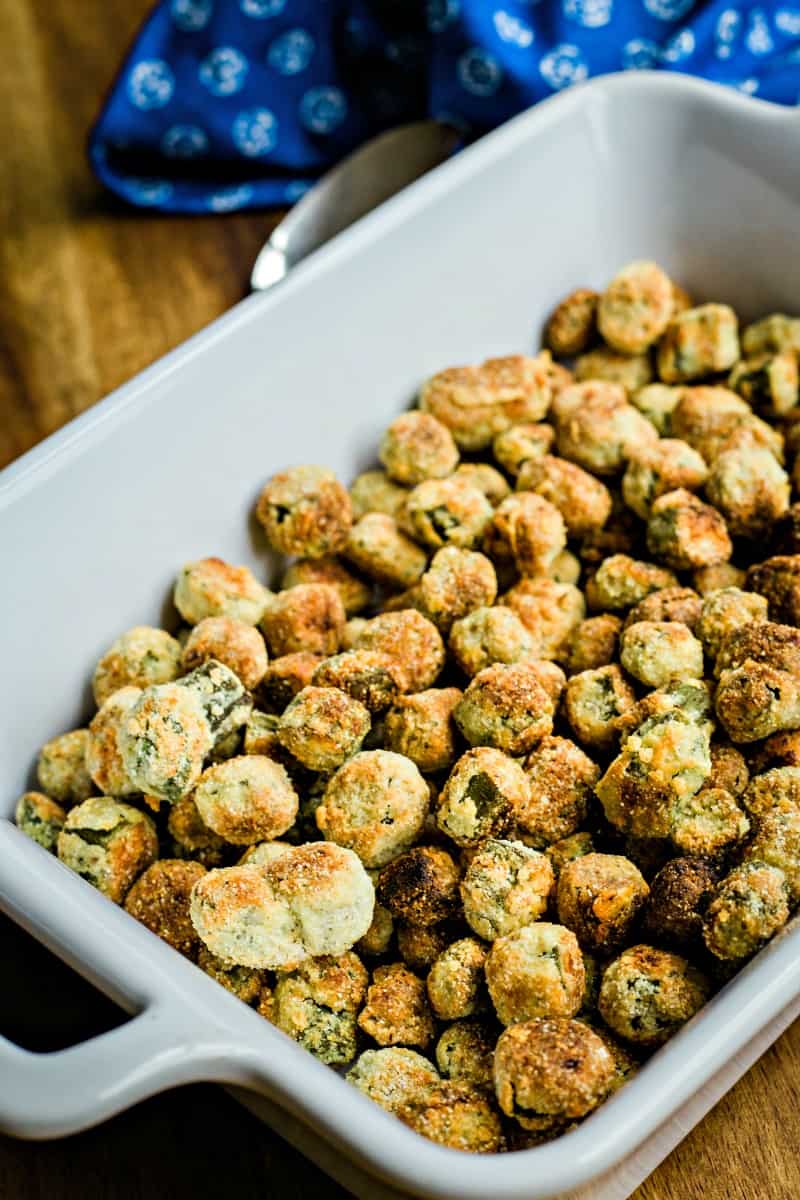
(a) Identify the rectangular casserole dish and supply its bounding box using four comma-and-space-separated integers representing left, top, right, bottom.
1, 71, 800, 1200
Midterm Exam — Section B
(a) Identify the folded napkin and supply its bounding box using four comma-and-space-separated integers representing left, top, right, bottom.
90, 1, 800, 213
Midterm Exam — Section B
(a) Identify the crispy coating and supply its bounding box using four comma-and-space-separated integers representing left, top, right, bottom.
426, 937, 488, 1021
345, 513, 428, 590
240, 841, 294, 867
564, 615, 622, 675
316, 750, 430, 869
715, 662, 800, 743
546, 832, 595, 878
743, 765, 800, 818
124, 859, 206, 958
37, 729, 93, 808
693, 562, 746, 595
624, 586, 702, 633
597, 712, 712, 839
260, 583, 346, 659
516, 454, 612, 538
406, 477, 493, 552
271, 952, 369, 1065
93, 626, 182, 706
281, 556, 372, 617
486, 494, 566, 578
706, 438, 790, 539
258, 652, 321, 714
714, 620, 800, 677
557, 854, 649, 953
346, 1047, 440, 1113
355, 610, 445, 692
750, 734, 800, 776
379, 411, 460, 485
377, 846, 461, 926
729, 351, 799, 416
357, 875, 395, 958
181, 617, 268, 691
485, 922, 585, 1026
598, 260, 674, 354
500, 578, 585, 661
598, 944, 709, 1046
174, 557, 270, 626
670, 386, 783, 463
358, 962, 436, 1048
119, 683, 213, 803
708, 742, 749, 796
192, 755, 299, 845
742, 313, 800, 357
397, 921, 454, 974
630, 383, 683, 435
448, 607, 535, 678
555, 383, 657, 476
703, 862, 790, 960
545, 287, 598, 356
657, 304, 740, 383
493, 423, 555, 478
574, 348, 653, 394
350, 467, 411, 519
453, 462, 511, 506
646, 490, 731, 571
436, 1019, 496, 1089
742, 803, 800, 901
453, 662, 554, 756
397, 1081, 502, 1153
436, 748, 529, 848
643, 857, 719, 949
312, 650, 409, 715
586, 554, 678, 613
770, 503, 800, 558
86, 687, 140, 797
494, 1018, 614, 1130
697, 588, 769, 660
564, 665, 637, 751
190, 843, 375, 969
460, 838, 554, 941
746, 556, 800, 626
383, 688, 462, 773
670, 786, 749, 857
418, 546, 497, 633
178, 660, 251, 746
197, 944, 263, 1003
620, 620, 704, 688
58, 797, 158, 903
277, 686, 370, 772
518, 737, 599, 847
622, 439, 709, 521
15, 791, 66, 852
420, 354, 552, 452
168, 794, 230, 867
256, 465, 352, 558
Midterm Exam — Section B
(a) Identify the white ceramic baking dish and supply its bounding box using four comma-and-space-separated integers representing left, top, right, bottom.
2, 71, 800, 1200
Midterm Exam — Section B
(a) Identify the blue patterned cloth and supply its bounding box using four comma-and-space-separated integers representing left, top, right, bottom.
89, 1, 800, 212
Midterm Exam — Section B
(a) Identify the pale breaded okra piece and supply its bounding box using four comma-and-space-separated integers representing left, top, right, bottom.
485, 923, 585, 1026
597, 260, 675, 355
174, 557, 271, 626
93, 625, 182, 706
344, 512, 428, 589
379, 410, 459, 485
57, 797, 158, 903
598, 945, 709, 1046
420, 353, 552, 452
436, 747, 530, 848
256, 464, 352, 558
277, 685, 370, 772
657, 303, 740, 383
545, 287, 598, 356
460, 838, 554, 941
260, 582, 346, 657
622, 439, 708, 520
281, 555, 373, 617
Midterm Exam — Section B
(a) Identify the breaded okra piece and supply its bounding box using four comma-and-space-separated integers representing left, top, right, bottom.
705, 437, 790, 539
453, 662, 554, 756
436, 748, 529, 848
554, 382, 657, 476
518, 736, 599, 847
598, 945, 709, 1046
256, 464, 352, 558
485, 923, 585, 1025
379, 411, 459, 485
311, 650, 409, 715
357, 962, 436, 1049
485, 493, 566, 578
417, 546, 497, 633
746, 556, 800, 626
124, 859, 207, 958
493, 422, 554, 478
564, 665, 637, 751
355, 610, 445, 692
597, 260, 675, 354
36, 729, 92, 808
270, 951, 369, 1065
696, 588, 769, 660
405, 477, 493, 551
715, 665, 800, 743
167, 794, 229, 868
563, 614, 622, 675
191, 755, 299, 845
646, 489, 732, 571
436, 1019, 496, 1089
383, 687, 462, 773
118, 683, 212, 803
630, 383, 683, 435
377, 846, 461, 926
420, 354, 552, 451
619, 620, 704, 688
258, 652, 321, 714
730, 351, 799, 416
643, 857, 720, 949
426, 937, 488, 1021
670, 386, 783, 464
449, 606, 536, 678
345, 513, 428, 590
622, 439, 708, 521
460, 838, 554, 941
174, 557, 271, 626
396, 1082, 503, 1153
453, 462, 512, 506
277, 685, 370, 772
585, 554, 678, 613
657, 303, 740, 383
742, 804, 800, 902
741, 313, 800, 357
281, 555, 372, 617
260, 583, 346, 658
574, 348, 653, 394
93, 626, 182, 706
516, 454, 612, 539
86, 687, 141, 796
181, 617, 268, 691
500, 578, 585, 660
349, 469, 411, 527
557, 854, 649, 954
703, 862, 790, 960
15, 792, 66, 852
669, 786, 749, 857
346, 1047, 440, 1114
545, 287, 598, 356
57, 797, 158, 903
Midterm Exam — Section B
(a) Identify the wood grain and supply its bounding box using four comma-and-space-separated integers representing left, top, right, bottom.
0, 2, 797, 1197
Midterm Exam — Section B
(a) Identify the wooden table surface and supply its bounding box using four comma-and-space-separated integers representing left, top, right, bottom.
1, 3, 798, 1197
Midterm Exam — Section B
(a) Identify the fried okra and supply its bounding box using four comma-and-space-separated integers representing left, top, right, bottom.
406, 477, 493, 551
174, 557, 270, 626
630, 383, 683, 435
281, 556, 372, 617
377, 847, 461, 926
705, 438, 790, 539
357, 962, 436, 1049
545, 287, 598, 356
574, 348, 653, 394
453, 662, 554, 756
180, 617, 267, 691
494, 1018, 614, 1131
586, 554, 678, 613
84, 687, 140, 796
564, 665, 636, 751
500, 578, 585, 661
742, 803, 800, 902
643, 857, 719, 949
316, 750, 429, 869
516, 455, 612, 539
620, 621, 704, 689
696, 588, 769, 661
15, 792, 66, 852
693, 562, 746, 595
260, 583, 345, 658
192, 755, 299, 845
345, 513, 428, 590
436, 748, 529, 848
449, 608, 533, 680
355, 610, 445, 692
670, 786, 749, 857
258, 652, 320, 714
742, 313, 800, 357
426, 937, 487, 1021
555, 383, 657, 476
117, 682, 213, 803
167, 794, 229, 867
350, 468, 411, 525
397, 1080, 503, 1153
420, 354, 551, 452
517, 737, 599, 847
597, 260, 675, 355
436, 1019, 495, 1088
493, 423, 554, 478
277, 686, 370, 772
311, 650, 408, 716
703, 862, 790, 960
190, 843, 375, 969
730, 351, 799, 416
197, 945, 263, 1003
486, 494, 566, 578
418, 547, 497, 633
454, 462, 512, 506
379, 411, 459, 485
546, 832, 595, 878
460, 839, 554, 941
397, 921, 453, 974
256, 465, 352, 558
124, 859, 206, 958
646, 490, 732, 571
93, 626, 182, 706
271, 952, 368, 1065
622, 440, 708, 522
557, 854, 649, 954
657, 303, 740, 383
57, 798, 158, 903
485, 922, 585, 1026
383, 688, 462, 773
564, 615, 622, 675
346, 1047, 440, 1113
625, 586, 702, 634
598, 945, 710, 1046
37, 729, 92, 808
746, 556, 800, 626
715, 664, 800, 743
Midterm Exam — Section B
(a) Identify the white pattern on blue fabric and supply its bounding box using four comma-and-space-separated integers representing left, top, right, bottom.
622, 38, 660, 68
745, 9, 774, 54
642, 0, 694, 20
458, 47, 504, 96
662, 28, 695, 61
776, 8, 800, 34
123, 178, 174, 205
563, 0, 613, 30
715, 9, 741, 59
208, 185, 254, 211
127, 60, 175, 110
161, 124, 209, 157
240, 0, 286, 17
426, 0, 460, 33
737, 77, 760, 93
199, 47, 249, 96
268, 29, 315, 75
285, 180, 312, 202
493, 10, 535, 46
299, 86, 348, 133
232, 108, 279, 156
170, 0, 213, 31
539, 43, 589, 89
